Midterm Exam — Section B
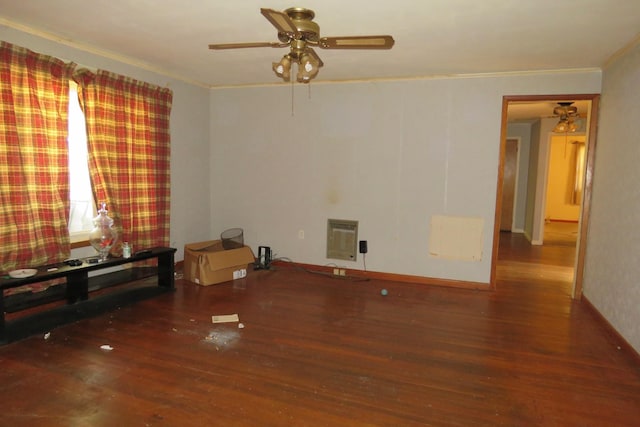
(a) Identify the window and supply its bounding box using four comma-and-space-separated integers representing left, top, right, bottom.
1, 41, 172, 271
67, 81, 96, 242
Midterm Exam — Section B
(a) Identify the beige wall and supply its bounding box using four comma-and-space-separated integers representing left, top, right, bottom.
210, 72, 601, 284
583, 41, 640, 352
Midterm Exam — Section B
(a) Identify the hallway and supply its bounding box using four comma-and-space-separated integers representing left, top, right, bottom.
496, 221, 578, 296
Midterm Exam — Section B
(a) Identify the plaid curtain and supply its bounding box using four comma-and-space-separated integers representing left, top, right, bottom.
0, 41, 75, 271
74, 69, 173, 253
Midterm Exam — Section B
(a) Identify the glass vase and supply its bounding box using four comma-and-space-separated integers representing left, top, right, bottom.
89, 202, 118, 262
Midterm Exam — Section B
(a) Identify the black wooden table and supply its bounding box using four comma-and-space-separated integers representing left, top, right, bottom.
0, 247, 176, 344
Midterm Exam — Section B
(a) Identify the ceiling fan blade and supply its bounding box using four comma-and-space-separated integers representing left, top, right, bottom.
260, 8, 300, 37
319, 35, 395, 50
208, 42, 285, 50
307, 48, 324, 67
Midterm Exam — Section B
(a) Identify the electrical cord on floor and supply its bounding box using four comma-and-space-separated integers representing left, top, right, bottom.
265, 256, 369, 282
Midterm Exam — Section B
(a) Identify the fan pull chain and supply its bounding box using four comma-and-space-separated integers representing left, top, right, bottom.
291, 76, 295, 116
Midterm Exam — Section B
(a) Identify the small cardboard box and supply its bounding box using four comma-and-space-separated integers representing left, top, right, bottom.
183, 240, 255, 286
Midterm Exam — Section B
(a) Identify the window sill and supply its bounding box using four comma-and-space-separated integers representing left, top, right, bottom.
70, 240, 90, 249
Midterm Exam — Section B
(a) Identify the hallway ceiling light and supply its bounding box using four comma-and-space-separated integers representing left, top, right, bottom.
553, 102, 579, 133
554, 117, 578, 133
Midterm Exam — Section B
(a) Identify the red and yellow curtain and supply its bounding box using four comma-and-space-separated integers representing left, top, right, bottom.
0, 41, 75, 271
74, 69, 173, 252
1, 41, 173, 273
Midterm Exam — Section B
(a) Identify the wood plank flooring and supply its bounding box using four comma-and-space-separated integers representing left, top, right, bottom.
0, 231, 639, 426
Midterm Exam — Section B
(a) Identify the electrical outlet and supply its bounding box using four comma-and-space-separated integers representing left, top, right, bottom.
298, 229, 305, 239
359, 240, 368, 254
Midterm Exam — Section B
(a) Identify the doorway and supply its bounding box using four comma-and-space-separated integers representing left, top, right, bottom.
491, 94, 600, 299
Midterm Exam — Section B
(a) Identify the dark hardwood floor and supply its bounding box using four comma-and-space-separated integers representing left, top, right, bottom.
1, 231, 639, 426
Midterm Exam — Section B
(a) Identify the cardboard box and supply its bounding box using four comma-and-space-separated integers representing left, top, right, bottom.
183, 240, 255, 286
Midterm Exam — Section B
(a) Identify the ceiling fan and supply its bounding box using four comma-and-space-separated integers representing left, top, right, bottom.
208, 7, 395, 83
552, 102, 581, 133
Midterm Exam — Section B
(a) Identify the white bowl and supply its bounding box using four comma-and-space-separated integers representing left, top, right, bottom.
8, 268, 38, 279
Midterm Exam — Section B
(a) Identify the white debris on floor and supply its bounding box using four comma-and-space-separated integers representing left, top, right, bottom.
203, 329, 240, 350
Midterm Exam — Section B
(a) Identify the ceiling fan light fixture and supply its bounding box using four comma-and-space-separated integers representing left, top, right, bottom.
297, 52, 320, 83
209, 7, 394, 84
553, 116, 579, 133
553, 102, 578, 117
296, 66, 310, 83
272, 55, 292, 81
553, 116, 570, 133
552, 102, 581, 133
554, 119, 569, 133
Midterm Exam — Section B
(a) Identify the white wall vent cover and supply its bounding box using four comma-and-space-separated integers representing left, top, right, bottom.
326, 219, 358, 261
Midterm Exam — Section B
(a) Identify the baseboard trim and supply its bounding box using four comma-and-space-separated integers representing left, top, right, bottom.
271, 261, 492, 291
581, 295, 640, 365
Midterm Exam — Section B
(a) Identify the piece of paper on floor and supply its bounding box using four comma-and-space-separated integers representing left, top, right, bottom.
212, 314, 239, 324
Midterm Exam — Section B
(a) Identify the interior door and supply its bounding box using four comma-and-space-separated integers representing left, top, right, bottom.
500, 138, 518, 231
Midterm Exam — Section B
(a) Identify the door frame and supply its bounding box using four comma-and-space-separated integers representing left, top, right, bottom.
490, 94, 600, 299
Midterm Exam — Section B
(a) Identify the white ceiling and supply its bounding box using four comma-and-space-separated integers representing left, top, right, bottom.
0, 1, 637, 122
1, 0, 639, 91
